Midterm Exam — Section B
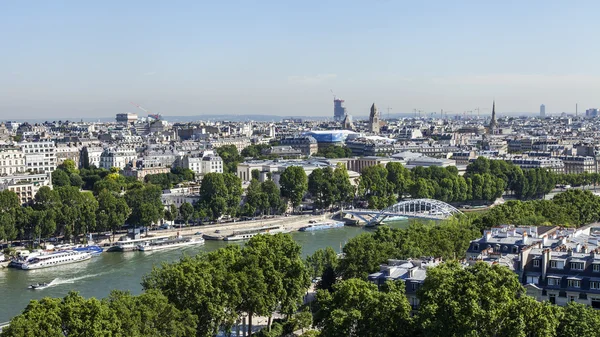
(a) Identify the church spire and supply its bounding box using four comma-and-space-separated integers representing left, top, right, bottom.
488, 100, 497, 131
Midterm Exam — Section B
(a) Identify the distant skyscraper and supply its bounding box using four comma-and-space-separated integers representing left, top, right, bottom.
369, 103, 380, 134
488, 100, 497, 133
333, 98, 347, 122
540, 104, 546, 118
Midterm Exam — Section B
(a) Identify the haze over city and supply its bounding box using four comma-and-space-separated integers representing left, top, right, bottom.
2, 0, 600, 119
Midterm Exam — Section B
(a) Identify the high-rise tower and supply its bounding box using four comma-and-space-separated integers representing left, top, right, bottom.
369, 103, 380, 134
540, 104, 546, 118
333, 98, 347, 122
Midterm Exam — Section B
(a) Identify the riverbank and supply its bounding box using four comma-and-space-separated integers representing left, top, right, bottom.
96, 213, 336, 245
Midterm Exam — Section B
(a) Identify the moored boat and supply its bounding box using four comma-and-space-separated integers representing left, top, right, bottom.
21, 250, 91, 270
299, 222, 344, 232
137, 235, 205, 252
72, 245, 104, 256
224, 225, 289, 241
107, 235, 170, 252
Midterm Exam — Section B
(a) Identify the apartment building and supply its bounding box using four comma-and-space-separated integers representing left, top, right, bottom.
0, 146, 26, 176
18, 141, 57, 173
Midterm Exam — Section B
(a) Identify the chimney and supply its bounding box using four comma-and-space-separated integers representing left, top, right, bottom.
582, 245, 588, 254
542, 236, 549, 246
568, 249, 573, 257
522, 232, 528, 245
576, 243, 582, 253
484, 230, 492, 242
541, 249, 549, 281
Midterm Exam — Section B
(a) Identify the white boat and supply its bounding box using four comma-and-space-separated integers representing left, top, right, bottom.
108, 235, 170, 252
224, 225, 289, 241
138, 236, 205, 252
21, 250, 91, 270
28, 282, 50, 290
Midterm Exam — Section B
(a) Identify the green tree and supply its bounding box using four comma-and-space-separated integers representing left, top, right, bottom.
417, 262, 525, 337
96, 189, 131, 237
280, 166, 308, 213
305, 247, 338, 280
143, 246, 243, 337
51, 169, 71, 187
125, 185, 164, 229
179, 202, 194, 226
314, 278, 413, 337
0, 190, 20, 242
557, 301, 600, 337
216, 145, 243, 174
386, 162, 411, 199
358, 164, 395, 209
164, 203, 179, 224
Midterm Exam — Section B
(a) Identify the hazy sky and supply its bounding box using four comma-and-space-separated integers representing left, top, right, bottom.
2, 1, 600, 119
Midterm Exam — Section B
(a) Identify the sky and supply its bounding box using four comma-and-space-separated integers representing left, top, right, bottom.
2, 0, 600, 119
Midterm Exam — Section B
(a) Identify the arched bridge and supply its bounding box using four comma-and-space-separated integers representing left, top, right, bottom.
344, 199, 463, 225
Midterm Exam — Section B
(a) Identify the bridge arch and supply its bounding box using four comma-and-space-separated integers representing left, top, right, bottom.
344, 198, 463, 225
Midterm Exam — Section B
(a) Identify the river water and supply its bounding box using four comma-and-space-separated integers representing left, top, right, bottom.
0, 220, 409, 323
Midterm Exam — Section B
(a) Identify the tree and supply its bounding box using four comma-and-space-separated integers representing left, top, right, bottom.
179, 202, 194, 226
305, 247, 338, 280
557, 301, 600, 337
251, 169, 260, 180
143, 247, 243, 337
125, 185, 164, 229
197, 173, 229, 220
416, 261, 525, 337
279, 166, 308, 213
216, 145, 243, 174
314, 278, 413, 337
51, 169, 71, 187
164, 203, 178, 224
332, 164, 354, 208
96, 189, 130, 237
2, 291, 197, 337
358, 164, 395, 209
308, 168, 335, 210
0, 190, 20, 242
386, 162, 411, 199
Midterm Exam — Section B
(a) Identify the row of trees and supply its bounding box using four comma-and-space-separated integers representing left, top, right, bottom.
142, 234, 311, 337
471, 189, 600, 229
357, 163, 505, 209
312, 262, 600, 337
307, 164, 354, 211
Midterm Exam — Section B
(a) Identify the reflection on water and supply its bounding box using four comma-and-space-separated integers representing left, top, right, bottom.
0, 221, 408, 322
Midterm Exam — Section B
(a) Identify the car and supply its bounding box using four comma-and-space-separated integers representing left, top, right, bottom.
194, 232, 203, 236
309, 220, 317, 224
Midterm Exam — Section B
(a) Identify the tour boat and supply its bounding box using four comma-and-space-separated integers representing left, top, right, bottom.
224, 225, 289, 241
137, 235, 205, 252
107, 235, 170, 252
21, 250, 91, 270
299, 222, 345, 232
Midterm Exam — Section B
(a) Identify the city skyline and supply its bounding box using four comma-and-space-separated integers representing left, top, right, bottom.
3, 1, 600, 119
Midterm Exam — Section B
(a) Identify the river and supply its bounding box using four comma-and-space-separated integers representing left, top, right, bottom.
0, 220, 409, 323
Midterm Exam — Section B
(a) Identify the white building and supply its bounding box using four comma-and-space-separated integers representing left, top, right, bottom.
99, 146, 137, 170
181, 150, 223, 178
0, 172, 52, 204
18, 141, 57, 173
0, 146, 26, 176
81, 146, 104, 168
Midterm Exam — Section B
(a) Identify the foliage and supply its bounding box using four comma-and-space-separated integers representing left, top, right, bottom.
472, 189, 600, 230
358, 164, 396, 209
241, 144, 272, 158
337, 219, 480, 279
125, 184, 164, 228
96, 189, 131, 235
216, 145, 243, 174
279, 166, 308, 212
314, 278, 412, 337
315, 145, 352, 159
144, 168, 196, 189
416, 261, 525, 337
2, 290, 197, 337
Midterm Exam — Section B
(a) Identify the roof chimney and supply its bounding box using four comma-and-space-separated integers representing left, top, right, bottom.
522, 232, 528, 245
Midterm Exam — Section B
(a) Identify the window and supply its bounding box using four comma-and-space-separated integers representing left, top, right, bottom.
592, 282, 600, 290
550, 260, 564, 269
549, 294, 556, 304
593, 264, 600, 273
568, 279, 581, 288
569, 295, 576, 302
533, 260, 540, 267
527, 276, 539, 284
571, 262, 585, 271
548, 277, 560, 286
